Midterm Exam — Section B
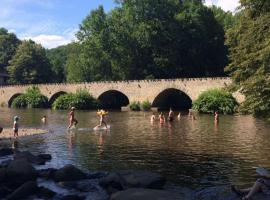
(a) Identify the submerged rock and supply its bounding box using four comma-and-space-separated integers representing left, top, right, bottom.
6, 181, 38, 200
14, 151, 48, 165
0, 148, 14, 157
53, 164, 87, 182
118, 170, 166, 189
100, 170, 166, 195
110, 188, 185, 200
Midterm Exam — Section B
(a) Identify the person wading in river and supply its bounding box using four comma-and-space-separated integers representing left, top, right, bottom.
68, 107, 78, 129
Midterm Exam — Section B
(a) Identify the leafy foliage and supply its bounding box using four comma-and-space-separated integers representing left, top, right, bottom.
7, 40, 53, 84
193, 89, 238, 114
11, 86, 49, 108
0, 28, 20, 72
140, 100, 152, 111
52, 89, 98, 110
226, 1, 270, 119
129, 101, 141, 111
71, 0, 227, 82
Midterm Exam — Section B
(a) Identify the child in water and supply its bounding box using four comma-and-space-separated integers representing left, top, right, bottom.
150, 113, 156, 122
41, 115, 47, 124
95, 109, 108, 129
214, 111, 219, 122
168, 108, 174, 122
13, 116, 19, 138
159, 112, 166, 124
68, 107, 78, 129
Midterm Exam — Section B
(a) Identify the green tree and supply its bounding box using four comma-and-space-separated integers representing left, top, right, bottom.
7, 40, 53, 84
74, 0, 227, 81
46, 44, 73, 82
226, 0, 270, 118
210, 6, 237, 31
0, 28, 20, 72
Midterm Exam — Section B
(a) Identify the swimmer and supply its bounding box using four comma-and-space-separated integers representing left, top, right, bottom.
177, 112, 181, 120
41, 115, 47, 124
150, 113, 156, 122
159, 112, 166, 124
214, 111, 219, 122
94, 109, 108, 129
13, 116, 19, 138
68, 107, 78, 129
168, 108, 174, 122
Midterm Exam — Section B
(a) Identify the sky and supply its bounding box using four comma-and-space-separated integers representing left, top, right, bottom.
0, 0, 240, 49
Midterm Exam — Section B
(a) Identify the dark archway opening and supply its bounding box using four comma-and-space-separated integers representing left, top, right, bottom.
98, 90, 129, 110
152, 88, 192, 111
49, 91, 67, 105
8, 93, 23, 108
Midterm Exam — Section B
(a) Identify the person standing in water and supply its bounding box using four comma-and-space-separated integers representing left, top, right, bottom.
214, 111, 219, 122
68, 107, 78, 129
150, 113, 156, 122
159, 112, 166, 124
13, 116, 19, 138
168, 108, 174, 122
41, 115, 47, 124
95, 109, 108, 129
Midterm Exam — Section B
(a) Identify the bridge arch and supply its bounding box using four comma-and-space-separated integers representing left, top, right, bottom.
8, 93, 23, 108
49, 91, 67, 105
152, 88, 192, 110
98, 90, 129, 109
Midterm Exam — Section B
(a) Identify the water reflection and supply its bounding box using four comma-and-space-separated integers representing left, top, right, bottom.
0, 107, 270, 188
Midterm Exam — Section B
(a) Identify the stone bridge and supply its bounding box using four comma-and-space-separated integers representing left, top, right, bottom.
0, 77, 244, 110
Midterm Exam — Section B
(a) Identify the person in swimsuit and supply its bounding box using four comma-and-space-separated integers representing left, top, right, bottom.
231, 167, 270, 200
13, 116, 19, 138
150, 113, 156, 122
68, 107, 78, 129
41, 115, 47, 124
95, 109, 108, 129
168, 108, 174, 122
214, 111, 219, 122
159, 112, 166, 124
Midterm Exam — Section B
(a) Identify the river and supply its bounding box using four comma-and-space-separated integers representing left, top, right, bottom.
0, 107, 270, 189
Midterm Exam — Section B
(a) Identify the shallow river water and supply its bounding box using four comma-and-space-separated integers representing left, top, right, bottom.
0, 107, 270, 189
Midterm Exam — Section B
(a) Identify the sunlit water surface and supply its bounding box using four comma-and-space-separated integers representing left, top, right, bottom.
0, 108, 270, 189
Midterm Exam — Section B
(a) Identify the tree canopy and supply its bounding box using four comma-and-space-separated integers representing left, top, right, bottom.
7, 40, 53, 84
0, 28, 20, 72
70, 0, 227, 81
226, 0, 270, 118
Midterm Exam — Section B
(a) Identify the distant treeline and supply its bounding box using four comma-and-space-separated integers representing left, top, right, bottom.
0, 0, 238, 84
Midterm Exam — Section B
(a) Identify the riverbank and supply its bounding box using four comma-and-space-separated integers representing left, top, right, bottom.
0, 148, 268, 200
0, 128, 48, 139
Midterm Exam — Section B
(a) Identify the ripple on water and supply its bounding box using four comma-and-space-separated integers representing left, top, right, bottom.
0, 108, 270, 188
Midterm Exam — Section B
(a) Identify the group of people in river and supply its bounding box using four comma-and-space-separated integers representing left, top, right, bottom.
150, 108, 212, 124
68, 107, 108, 130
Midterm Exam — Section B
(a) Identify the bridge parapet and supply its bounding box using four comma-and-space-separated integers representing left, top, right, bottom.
0, 77, 243, 108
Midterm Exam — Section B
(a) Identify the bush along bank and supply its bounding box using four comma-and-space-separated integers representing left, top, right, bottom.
192, 89, 238, 114
11, 86, 49, 108
52, 89, 98, 110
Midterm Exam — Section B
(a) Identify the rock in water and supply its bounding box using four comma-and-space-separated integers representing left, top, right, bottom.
14, 151, 47, 165
110, 188, 185, 200
53, 164, 87, 182
6, 159, 37, 186
6, 181, 38, 200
